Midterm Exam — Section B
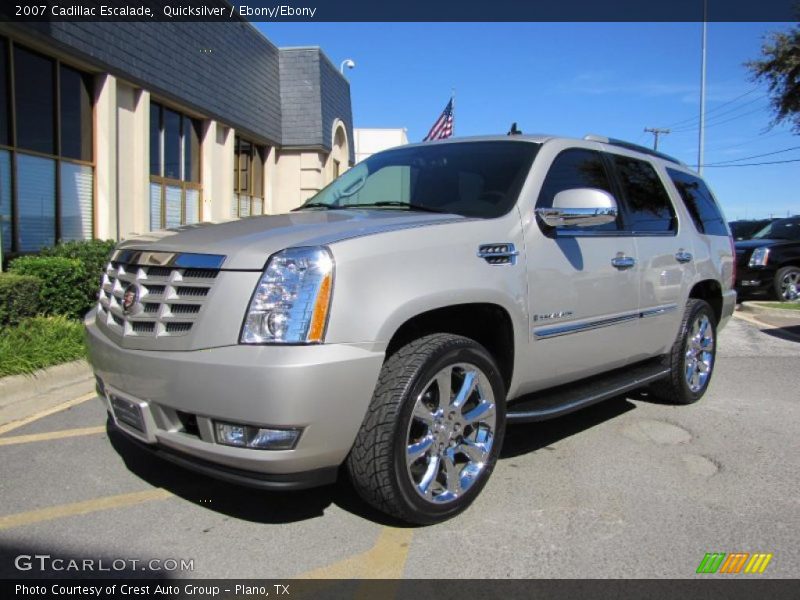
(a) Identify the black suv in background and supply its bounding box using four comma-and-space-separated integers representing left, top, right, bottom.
729, 218, 776, 241
736, 216, 800, 301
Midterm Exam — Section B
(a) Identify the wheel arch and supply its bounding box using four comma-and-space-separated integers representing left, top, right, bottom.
689, 279, 723, 324
385, 303, 516, 392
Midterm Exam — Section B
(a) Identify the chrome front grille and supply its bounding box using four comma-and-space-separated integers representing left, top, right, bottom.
96, 260, 219, 338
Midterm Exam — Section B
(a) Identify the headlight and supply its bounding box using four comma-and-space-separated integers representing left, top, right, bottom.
240, 246, 334, 344
749, 247, 770, 267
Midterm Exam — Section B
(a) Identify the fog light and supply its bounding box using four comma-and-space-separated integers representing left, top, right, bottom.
215, 423, 247, 447
214, 421, 300, 450
741, 280, 761, 287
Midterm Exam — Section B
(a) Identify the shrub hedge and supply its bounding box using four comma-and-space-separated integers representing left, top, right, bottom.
0, 273, 41, 327
40, 239, 115, 309
9, 256, 89, 319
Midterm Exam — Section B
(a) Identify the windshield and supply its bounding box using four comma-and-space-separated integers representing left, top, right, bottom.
296, 141, 540, 219
752, 218, 800, 241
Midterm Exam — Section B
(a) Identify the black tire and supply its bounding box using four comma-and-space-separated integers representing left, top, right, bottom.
773, 266, 800, 302
346, 333, 506, 525
650, 299, 717, 405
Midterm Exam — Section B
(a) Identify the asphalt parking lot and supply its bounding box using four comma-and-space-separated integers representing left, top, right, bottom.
1, 315, 798, 579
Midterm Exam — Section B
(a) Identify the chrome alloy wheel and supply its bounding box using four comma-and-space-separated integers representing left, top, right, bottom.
684, 314, 715, 393
779, 270, 800, 301
405, 363, 496, 504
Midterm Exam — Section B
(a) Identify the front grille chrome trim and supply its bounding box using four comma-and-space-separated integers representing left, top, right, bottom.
111, 250, 226, 270
96, 257, 220, 339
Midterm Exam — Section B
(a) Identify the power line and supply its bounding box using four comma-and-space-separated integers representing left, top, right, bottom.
671, 104, 770, 134
703, 145, 800, 165
698, 158, 800, 168
664, 87, 760, 129
701, 129, 793, 153
670, 93, 766, 132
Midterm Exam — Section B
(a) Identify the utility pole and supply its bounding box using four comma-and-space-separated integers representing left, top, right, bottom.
644, 127, 670, 151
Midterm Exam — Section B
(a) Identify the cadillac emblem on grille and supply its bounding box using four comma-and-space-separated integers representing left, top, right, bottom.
121, 283, 140, 315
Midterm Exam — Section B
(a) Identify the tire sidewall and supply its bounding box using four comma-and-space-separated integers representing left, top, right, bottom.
774, 266, 800, 302
676, 301, 717, 402
390, 340, 506, 524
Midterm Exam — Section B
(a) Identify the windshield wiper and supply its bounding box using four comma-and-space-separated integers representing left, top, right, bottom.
344, 201, 449, 214
292, 202, 343, 211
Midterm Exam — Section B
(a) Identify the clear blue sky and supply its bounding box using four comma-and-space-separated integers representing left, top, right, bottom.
258, 22, 799, 221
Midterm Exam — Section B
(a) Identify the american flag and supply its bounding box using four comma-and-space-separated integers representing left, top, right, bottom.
423, 98, 454, 141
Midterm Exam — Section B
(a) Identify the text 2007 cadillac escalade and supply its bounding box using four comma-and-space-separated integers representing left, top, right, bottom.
86, 134, 736, 524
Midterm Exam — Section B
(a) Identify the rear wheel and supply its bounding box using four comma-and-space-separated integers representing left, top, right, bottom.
773, 266, 800, 302
650, 299, 717, 405
347, 333, 506, 525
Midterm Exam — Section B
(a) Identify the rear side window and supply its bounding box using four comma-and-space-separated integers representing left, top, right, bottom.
537, 148, 618, 231
667, 169, 728, 236
611, 155, 676, 233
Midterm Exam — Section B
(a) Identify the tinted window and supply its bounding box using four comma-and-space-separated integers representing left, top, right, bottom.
301, 141, 539, 219
149, 103, 160, 176
667, 169, 728, 236
15, 47, 55, 154
184, 117, 200, 183
0, 39, 9, 146
612, 155, 675, 233
236, 137, 251, 192
537, 148, 618, 231
59, 65, 93, 161
252, 145, 264, 197
753, 218, 800, 241
163, 108, 181, 179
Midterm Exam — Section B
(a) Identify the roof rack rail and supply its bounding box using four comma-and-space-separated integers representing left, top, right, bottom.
583, 134, 684, 166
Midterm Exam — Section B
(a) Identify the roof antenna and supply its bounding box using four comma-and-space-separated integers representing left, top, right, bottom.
507, 122, 522, 136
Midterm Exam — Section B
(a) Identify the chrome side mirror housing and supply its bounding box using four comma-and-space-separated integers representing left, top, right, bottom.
535, 188, 618, 228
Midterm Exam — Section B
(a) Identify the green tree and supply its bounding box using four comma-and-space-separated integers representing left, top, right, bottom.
747, 23, 800, 133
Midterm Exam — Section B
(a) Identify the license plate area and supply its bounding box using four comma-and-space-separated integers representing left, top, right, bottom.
109, 393, 146, 433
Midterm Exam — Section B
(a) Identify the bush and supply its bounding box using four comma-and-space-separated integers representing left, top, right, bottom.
0, 316, 87, 377
9, 256, 89, 319
40, 239, 116, 280
0, 273, 42, 327
40, 239, 115, 308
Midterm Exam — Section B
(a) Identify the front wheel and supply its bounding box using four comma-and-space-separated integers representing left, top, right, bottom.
347, 334, 506, 525
774, 266, 800, 302
650, 299, 717, 405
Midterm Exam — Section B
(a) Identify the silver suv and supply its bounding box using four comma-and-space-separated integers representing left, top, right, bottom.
86, 134, 736, 524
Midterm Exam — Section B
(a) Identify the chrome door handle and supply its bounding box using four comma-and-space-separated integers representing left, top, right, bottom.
611, 256, 637, 269
675, 250, 693, 264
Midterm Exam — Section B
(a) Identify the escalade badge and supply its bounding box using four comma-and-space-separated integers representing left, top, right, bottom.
122, 284, 140, 315
533, 311, 573, 323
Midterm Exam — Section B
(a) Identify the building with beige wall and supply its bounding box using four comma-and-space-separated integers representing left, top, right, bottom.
354, 128, 409, 164
0, 21, 353, 261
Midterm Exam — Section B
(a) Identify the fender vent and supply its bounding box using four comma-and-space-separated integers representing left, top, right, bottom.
477, 243, 519, 266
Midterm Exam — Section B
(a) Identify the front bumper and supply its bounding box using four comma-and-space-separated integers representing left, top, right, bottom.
86, 312, 385, 486
735, 266, 775, 296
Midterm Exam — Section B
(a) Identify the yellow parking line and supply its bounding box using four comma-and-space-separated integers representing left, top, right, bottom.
0, 426, 106, 446
299, 526, 414, 579
0, 489, 173, 531
0, 392, 97, 436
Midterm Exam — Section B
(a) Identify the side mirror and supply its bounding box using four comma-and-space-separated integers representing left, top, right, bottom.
535, 188, 618, 228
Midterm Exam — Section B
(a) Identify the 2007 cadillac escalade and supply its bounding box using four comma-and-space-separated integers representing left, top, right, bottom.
86, 134, 736, 524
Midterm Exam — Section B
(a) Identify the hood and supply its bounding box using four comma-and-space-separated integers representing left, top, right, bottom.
117, 210, 466, 270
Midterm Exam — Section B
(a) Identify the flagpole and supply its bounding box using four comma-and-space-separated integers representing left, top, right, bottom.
451, 87, 455, 136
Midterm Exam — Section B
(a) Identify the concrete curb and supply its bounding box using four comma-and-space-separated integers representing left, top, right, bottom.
737, 301, 800, 321
0, 360, 95, 427
733, 311, 800, 343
